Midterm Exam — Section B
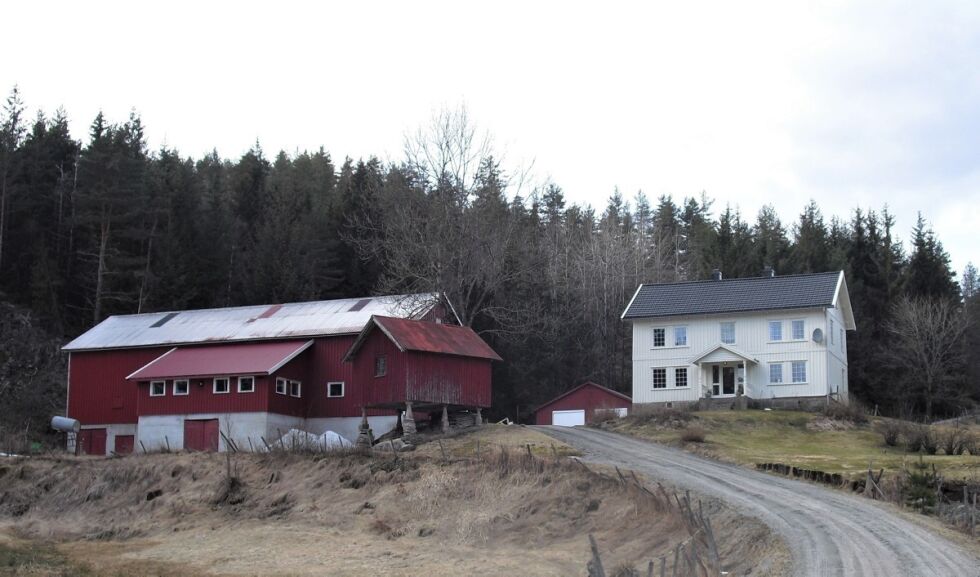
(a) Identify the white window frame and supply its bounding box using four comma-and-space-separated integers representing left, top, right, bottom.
173, 379, 189, 396
327, 381, 345, 398
289, 380, 302, 398
652, 327, 666, 348
275, 377, 287, 395
768, 320, 783, 342
213, 377, 230, 394
791, 319, 805, 341
652, 368, 667, 389
791, 361, 807, 383
673, 326, 688, 347
768, 363, 783, 384
238, 376, 255, 393
674, 367, 688, 388
720, 322, 736, 344
150, 380, 166, 397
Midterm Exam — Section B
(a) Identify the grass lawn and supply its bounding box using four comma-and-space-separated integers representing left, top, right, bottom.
611, 410, 980, 481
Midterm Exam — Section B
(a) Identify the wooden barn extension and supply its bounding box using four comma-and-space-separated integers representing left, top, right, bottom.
533, 382, 632, 426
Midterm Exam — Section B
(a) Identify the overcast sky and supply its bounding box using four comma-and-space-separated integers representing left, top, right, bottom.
5, 1, 979, 275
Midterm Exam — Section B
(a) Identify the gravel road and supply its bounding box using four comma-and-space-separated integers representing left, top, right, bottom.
539, 426, 979, 577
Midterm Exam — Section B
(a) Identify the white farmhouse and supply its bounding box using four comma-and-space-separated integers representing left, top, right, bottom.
621, 270, 856, 408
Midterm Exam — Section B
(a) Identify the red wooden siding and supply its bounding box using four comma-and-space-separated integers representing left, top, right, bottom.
135, 375, 271, 415
268, 348, 314, 418
68, 348, 171, 424
405, 351, 491, 407
534, 383, 632, 425
184, 419, 219, 451
77, 428, 107, 455
348, 328, 408, 408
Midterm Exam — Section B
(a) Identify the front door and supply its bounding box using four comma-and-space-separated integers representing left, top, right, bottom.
722, 366, 736, 396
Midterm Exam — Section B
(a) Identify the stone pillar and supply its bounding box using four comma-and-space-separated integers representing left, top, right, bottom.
402, 402, 417, 443
475, 408, 483, 427
355, 409, 372, 450
441, 405, 450, 434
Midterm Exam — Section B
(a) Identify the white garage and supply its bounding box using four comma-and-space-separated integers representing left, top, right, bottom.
551, 409, 586, 427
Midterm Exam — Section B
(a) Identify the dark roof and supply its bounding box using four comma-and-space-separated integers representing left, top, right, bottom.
533, 381, 632, 414
622, 271, 843, 320
344, 316, 502, 362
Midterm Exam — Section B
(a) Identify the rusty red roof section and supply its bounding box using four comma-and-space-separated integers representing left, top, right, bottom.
126, 340, 313, 380
345, 316, 502, 362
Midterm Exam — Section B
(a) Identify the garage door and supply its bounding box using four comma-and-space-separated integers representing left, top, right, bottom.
552, 410, 585, 427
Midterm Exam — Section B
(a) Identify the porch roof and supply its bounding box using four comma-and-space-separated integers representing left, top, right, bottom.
688, 344, 759, 365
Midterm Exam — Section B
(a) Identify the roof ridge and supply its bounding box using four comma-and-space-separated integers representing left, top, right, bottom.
639, 270, 840, 289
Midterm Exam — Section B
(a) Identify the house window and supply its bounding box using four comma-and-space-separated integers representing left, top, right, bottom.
327, 382, 345, 398
652, 368, 667, 389
238, 376, 255, 393
275, 377, 287, 395
673, 326, 687, 347
375, 355, 387, 377
792, 320, 805, 340
213, 378, 230, 394
652, 328, 666, 347
769, 363, 783, 384
830, 320, 835, 344
720, 322, 735, 344
792, 361, 807, 383
769, 321, 782, 341
712, 365, 720, 384
150, 381, 166, 396
173, 379, 189, 396
290, 380, 302, 397
674, 368, 688, 388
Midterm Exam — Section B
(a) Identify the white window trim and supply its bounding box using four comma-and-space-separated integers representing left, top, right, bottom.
720, 321, 736, 345
673, 326, 688, 347
173, 379, 189, 396
652, 367, 667, 389
327, 381, 345, 398
652, 327, 667, 348
768, 363, 784, 385
768, 320, 783, 342
150, 380, 166, 397
791, 361, 808, 384
673, 367, 689, 389
238, 376, 255, 393
289, 380, 302, 398
275, 377, 288, 395
791, 319, 806, 341
213, 377, 231, 394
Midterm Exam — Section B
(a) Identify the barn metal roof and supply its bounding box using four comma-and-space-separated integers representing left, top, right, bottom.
64, 294, 444, 352
344, 316, 502, 362
621, 271, 855, 328
126, 340, 313, 380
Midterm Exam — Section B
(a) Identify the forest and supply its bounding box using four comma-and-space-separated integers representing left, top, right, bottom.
0, 86, 977, 437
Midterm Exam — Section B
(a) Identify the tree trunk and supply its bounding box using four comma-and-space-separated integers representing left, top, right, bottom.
93, 210, 110, 323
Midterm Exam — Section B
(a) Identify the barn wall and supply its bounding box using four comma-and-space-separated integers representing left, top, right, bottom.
268, 348, 314, 418
348, 329, 408, 408
534, 385, 632, 425
306, 335, 388, 418
136, 375, 272, 416
68, 347, 171, 424
405, 352, 491, 407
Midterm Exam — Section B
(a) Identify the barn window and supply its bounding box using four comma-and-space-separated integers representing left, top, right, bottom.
327, 382, 345, 398
792, 320, 805, 340
173, 379, 189, 396
673, 326, 687, 347
150, 381, 166, 396
792, 361, 807, 383
720, 322, 736, 344
768, 321, 782, 341
674, 368, 688, 388
238, 376, 255, 393
213, 377, 230, 394
290, 380, 302, 397
374, 355, 387, 377
275, 378, 287, 395
652, 368, 667, 389
652, 328, 666, 347
769, 363, 783, 384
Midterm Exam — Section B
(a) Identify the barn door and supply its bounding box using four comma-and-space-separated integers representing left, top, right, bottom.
79, 428, 107, 455
184, 419, 219, 452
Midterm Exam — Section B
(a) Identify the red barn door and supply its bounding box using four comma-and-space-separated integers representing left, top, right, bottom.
78, 428, 107, 455
114, 435, 134, 455
184, 419, 219, 452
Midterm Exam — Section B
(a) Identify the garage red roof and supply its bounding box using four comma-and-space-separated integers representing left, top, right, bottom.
344, 316, 502, 361
126, 340, 313, 380
533, 381, 633, 413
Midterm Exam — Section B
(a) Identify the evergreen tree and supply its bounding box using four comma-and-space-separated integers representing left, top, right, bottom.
905, 213, 959, 301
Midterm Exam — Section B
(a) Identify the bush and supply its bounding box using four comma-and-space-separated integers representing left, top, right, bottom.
630, 405, 693, 428
903, 424, 937, 454
592, 409, 624, 426
822, 401, 868, 424
878, 420, 902, 447
934, 426, 966, 456
679, 426, 706, 443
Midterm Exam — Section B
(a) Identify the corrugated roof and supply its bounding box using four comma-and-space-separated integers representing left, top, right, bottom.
344, 316, 502, 362
64, 294, 443, 351
126, 340, 313, 380
622, 271, 844, 320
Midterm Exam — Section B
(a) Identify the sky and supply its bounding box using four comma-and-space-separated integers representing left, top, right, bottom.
4, 1, 979, 275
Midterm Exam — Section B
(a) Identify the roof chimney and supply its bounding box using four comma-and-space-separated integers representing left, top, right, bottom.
711, 269, 723, 281
762, 266, 775, 278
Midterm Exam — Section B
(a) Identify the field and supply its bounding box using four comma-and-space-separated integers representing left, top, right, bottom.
0, 425, 786, 576
607, 409, 980, 481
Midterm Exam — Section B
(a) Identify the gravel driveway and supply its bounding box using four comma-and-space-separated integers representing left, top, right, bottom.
539, 426, 979, 577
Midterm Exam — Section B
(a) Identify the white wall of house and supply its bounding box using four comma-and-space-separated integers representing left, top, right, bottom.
631, 306, 849, 403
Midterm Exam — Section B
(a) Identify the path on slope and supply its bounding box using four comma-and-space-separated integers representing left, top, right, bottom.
539, 426, 978, 577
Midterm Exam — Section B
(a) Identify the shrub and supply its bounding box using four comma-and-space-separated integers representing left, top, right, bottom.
934, 426, 966, 456
903, 424, 937, 454
822, 401, 868, 424
679, 426, 706, 443
630, 405, 693, 428
592, 409, 623, 426
878, 420, 902, 447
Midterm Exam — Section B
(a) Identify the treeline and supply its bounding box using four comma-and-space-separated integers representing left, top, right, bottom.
0, 91, 977, 420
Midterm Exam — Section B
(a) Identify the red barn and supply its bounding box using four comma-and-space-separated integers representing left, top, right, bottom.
533, 382, 632, 426
63, 294, 499, 454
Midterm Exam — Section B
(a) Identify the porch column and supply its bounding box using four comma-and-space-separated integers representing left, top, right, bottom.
441, 405, 450, 434
402, 402, 417, 443
355, 409, 373, 449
